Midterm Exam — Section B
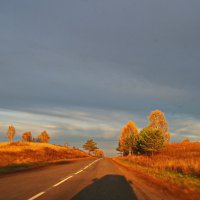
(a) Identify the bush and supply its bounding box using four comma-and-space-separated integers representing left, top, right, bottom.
137, 128, 166, 155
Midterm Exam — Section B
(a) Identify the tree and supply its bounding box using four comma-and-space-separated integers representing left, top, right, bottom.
119, 121, 139, 155
32, 137, 40, 143
83, 139, 98, 155
116, 142, 125, 156
22, 132, 32, 142
148, 110, 170, 143
7, 125, 16, 143
137, 128, 166, 155
181, 137, 190, 143
125, 133, 138, 155
38, 131, 50, 143
63, 142, 69, 148
94, 149, 104, 157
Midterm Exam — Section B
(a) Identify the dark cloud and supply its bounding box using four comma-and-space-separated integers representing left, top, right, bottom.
0, 1, 200, 154
0, 0, 200, 115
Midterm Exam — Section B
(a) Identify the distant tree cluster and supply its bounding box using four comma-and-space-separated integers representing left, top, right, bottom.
94, 149, 104, 157
5, 125, 50, 143
117, 110, 170, 156
4, 125, 102, 157
83, 139, 104, 157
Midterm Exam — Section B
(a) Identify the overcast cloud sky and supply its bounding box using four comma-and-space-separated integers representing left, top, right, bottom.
0, 0, 200, 155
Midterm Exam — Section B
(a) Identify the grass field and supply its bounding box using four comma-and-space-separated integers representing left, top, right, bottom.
0, 142, 90, 168
113, 141, 200, 190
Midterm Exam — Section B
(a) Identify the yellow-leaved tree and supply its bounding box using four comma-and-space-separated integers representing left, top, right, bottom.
148, 110, 170, 143
119, 121, 139, 156
38, 131, 50, 143
94, 149, 104, 157
22, 132, 32, 142
7, 125, 16, 143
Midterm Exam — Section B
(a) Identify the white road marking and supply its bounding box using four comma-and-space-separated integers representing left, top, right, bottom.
83, 158, 101, 169
27, 158, 102, 200
53, 175, 73, 187
27, 192, 45, 200
75, 169, 83, 174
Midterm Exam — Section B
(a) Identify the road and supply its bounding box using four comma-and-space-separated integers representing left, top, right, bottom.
0, 158, 178, 200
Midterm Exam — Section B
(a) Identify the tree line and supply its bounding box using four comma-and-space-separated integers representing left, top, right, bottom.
4, 125, 104, 157
117, 110, 170, 156
5, 125, 50, 143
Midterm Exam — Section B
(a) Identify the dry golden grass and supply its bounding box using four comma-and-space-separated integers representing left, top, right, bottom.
120, 141, 200, 177
0, 142, 90, 167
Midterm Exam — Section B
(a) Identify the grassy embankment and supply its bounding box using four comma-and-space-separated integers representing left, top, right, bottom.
0, 142, 90, 174
113, 141, 200, 191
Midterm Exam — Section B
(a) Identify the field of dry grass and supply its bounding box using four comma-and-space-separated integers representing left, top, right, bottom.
114, 141, 200, 190
0, 142, 90, 167
122, 141, 200, 177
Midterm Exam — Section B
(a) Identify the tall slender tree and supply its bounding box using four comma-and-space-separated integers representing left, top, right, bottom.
7, 125, 16, 143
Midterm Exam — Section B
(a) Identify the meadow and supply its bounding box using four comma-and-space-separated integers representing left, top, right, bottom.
0, 142, 90, 168
124, 141, 200, 177
114, 141, 200, 190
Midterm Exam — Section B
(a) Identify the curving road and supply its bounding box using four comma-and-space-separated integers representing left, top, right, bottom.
0, 158, 180, 200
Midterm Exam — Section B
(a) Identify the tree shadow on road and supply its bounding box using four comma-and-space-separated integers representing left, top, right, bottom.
71, 175, 137, 200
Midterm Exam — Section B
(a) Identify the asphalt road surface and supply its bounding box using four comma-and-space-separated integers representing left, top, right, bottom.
0, 158, 178, 200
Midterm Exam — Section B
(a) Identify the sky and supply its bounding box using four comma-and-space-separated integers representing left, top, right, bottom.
0, 0, 200, 155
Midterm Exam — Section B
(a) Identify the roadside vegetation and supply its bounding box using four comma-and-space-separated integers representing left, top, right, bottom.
124, 141, 200, 177
115, 109, 200, 191
0, 142, 90, 172
0, 124, 103, 174
117, 110, 170, 156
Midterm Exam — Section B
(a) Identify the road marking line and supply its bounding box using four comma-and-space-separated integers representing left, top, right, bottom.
84, 165, 89, 169
83, 158, 101, 169
53, 175, 73, 187
28, 159, 102, 200
75, 169, 83, 174
27, 192, 45, 200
